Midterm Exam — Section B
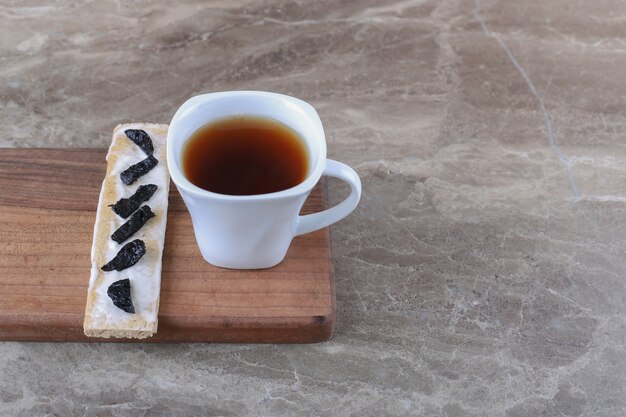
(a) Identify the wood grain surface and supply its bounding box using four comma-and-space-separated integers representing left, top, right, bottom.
0, 149, 334, 343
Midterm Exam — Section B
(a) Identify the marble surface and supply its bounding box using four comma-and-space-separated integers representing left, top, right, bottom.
1, 0, 625, 415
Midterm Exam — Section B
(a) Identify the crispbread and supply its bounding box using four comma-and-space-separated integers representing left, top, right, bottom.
83, 123, 170, 338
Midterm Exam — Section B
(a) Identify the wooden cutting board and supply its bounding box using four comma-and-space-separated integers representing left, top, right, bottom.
0, 149, 334, 343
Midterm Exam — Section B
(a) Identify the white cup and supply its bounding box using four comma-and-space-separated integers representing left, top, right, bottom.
167, 91, 361, 269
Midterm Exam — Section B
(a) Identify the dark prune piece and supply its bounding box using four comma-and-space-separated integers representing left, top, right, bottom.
111, 205, 155, 244
107, 278, 135, 313
120, 155, 158, 185
124, 129, 154, 156
109, 184, 158, 218
101, 239, 146, 271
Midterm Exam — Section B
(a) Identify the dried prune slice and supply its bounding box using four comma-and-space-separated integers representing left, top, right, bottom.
107, 278, 135, 313
111, 206, 155, 243
109, 184, 158, 219
101, 239, 146, 271
111, 205, 155, 244
120, 155, 158, 185
124, 129, 154, 156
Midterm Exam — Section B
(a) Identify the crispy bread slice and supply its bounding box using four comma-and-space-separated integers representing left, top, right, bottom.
83, 123, 169, 339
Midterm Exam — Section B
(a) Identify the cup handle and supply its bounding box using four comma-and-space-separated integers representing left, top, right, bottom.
295, 159, 362, 236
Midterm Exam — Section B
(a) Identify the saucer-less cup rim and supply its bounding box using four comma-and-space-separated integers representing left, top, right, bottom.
167, 90, 361, 241
167, 91, 326, 202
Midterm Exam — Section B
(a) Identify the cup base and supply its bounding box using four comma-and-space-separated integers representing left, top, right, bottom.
199, 252, 287, 270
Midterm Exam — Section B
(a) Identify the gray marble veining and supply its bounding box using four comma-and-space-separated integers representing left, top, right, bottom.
1, 0, 625, 416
